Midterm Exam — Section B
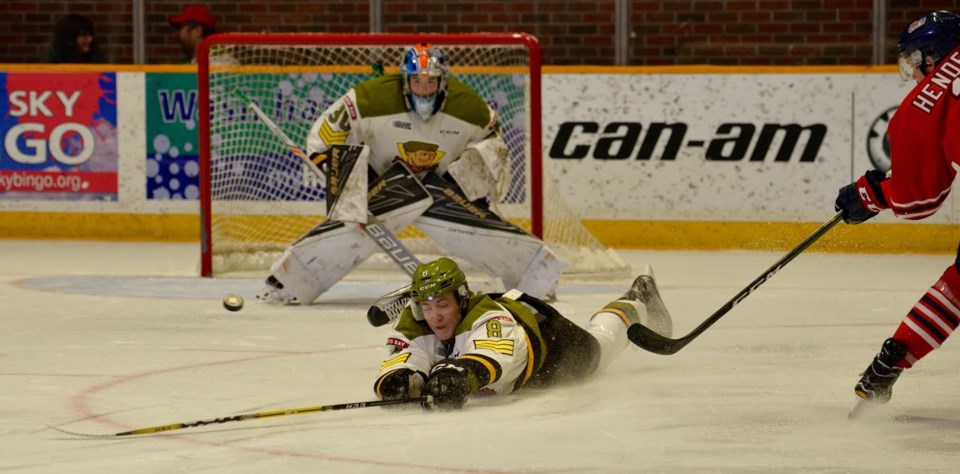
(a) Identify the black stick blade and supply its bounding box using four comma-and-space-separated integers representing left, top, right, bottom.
627, 323, 688, 355
367, 306, 392, 327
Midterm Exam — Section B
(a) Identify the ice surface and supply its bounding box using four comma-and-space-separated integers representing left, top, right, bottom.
2, 240, 959, 472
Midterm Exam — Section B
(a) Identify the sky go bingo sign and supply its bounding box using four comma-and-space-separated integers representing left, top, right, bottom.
0, 72, 118, 200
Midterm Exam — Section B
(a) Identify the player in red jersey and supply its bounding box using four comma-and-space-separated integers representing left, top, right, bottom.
835, 11, 960, 407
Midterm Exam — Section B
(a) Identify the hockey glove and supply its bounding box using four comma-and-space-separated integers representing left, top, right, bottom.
834, 170, 889, 224
421, 360, 473, 411
375, 368, 426, 401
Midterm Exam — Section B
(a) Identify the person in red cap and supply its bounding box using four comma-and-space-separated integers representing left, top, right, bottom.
169, 4, 216, 64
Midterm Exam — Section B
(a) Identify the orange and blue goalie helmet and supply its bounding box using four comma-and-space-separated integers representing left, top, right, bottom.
400, 44, 449, 120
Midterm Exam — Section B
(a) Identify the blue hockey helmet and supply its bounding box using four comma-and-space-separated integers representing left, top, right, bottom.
400, 44, 449, 121
898, 11, 960, 81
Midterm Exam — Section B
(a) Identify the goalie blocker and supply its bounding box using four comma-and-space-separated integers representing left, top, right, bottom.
261, 144, 565, 305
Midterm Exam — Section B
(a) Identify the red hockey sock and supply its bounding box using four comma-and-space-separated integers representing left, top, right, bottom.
891, 264, 960, 368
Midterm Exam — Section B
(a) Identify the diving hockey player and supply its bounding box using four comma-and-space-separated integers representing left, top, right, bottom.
258, 43, 564, 305
835, 11, 960, 409
372, 258, 674, 410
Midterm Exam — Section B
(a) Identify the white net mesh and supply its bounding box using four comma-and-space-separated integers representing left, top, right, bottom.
201, 34, 627, 278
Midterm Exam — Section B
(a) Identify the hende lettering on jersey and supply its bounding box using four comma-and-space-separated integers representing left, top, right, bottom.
912, 51, 960, 114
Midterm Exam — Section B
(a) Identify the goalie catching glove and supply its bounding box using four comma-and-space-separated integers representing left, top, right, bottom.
835, 169, 889, 224
420, 360, 475, 411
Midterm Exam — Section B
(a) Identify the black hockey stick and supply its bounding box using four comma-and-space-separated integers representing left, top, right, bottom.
50, 396, 431, 438
367, 284, 412, 326
627, 211, 844, 355
233, 89, 421, 276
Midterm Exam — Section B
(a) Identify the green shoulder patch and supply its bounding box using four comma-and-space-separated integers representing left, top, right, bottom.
442, 77, 494, 129
457, 294, 503, 332
353, 74, 408, 118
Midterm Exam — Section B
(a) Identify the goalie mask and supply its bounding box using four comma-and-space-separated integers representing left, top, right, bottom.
410, 257, 470, 320
400, 44, 449, 121
897, 11, 960, 81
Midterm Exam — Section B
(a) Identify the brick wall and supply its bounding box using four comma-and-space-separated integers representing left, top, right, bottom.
2, 0, 959, 65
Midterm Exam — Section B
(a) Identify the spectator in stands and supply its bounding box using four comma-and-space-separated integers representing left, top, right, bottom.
44, 14, 106, 63
169, 4, 217, 64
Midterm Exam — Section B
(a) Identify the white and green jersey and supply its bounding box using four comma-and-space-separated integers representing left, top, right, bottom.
306, 73, 498, 176
374, 293, 548, 398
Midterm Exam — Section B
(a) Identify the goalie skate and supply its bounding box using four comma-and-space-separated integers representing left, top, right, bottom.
256, 275, 299, 305
621, 264, 673, 338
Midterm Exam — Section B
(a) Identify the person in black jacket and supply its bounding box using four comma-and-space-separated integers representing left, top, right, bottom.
44, 14, 106, 64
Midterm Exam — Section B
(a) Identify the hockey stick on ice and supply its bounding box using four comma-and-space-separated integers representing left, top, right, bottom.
233, 88, 421, 276
50, 396, 430, 438
627, 211, 844, 355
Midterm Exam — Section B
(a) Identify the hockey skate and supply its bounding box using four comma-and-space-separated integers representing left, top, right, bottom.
849, 338, 907, 419
854, 338, 907, 403
622, 264, 673, 338
256, 275, 299, 305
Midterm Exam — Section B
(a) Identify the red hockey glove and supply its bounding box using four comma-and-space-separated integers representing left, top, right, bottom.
835, 170, 889, 224
421, 360, 472, 411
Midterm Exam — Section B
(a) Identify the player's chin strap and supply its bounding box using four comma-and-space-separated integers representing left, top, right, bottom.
627, 211, 844, 355
49, 396, 431, 438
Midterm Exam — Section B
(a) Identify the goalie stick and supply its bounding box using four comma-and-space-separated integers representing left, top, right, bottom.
627, 211, 844, 355
50, 396, 430, 438
232, 88, 422, 276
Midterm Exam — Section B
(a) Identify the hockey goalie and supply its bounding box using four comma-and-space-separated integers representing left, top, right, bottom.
257, 43, 565, 305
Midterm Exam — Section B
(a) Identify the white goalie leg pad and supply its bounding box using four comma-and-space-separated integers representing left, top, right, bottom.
587, 300, 646, 372
269, 224, 379, 304
326, 145, 370, 224
375, 196, 432, 234
414, 216, 565, 299
270, 186, 432, 304
514, 245, 566, 299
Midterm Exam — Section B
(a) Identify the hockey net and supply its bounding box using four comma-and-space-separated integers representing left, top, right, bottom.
199, 33, 627, 278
